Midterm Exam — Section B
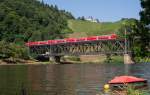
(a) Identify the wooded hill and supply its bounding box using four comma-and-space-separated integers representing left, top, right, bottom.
0, 0, 74, 42
0, 0, 74, 60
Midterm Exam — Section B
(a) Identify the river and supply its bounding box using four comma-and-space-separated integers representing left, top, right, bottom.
0, 63, 150, 95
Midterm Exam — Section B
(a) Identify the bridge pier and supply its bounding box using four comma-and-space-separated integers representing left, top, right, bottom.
49, 56, 61, 63
54, 56, 61, 63
124, 54, 134, 64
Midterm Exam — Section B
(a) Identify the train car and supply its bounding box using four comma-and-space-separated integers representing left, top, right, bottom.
48, 40, 56, 45
86, 36, 98, 41
98, 35, 109, 40
38, 41, 48, 45
110, 34, 117, 39
26, 41, 39, 47
31, 41, 39, 46
65, 38, 77, 43
25, 34, 118, 47
55, 39, 66, 44
98, 34, 117, 40
76, 37, 87, 42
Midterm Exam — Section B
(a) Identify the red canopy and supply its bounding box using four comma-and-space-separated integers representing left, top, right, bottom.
109, 76, 147, 84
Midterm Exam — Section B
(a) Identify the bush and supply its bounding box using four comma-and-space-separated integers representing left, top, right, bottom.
0, 41, 29, 60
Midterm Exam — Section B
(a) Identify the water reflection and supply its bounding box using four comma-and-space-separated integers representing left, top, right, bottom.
0, 65, 28, 95
0, 63, 150, 95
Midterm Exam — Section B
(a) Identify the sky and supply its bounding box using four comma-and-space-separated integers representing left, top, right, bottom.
43, 0, 141, 22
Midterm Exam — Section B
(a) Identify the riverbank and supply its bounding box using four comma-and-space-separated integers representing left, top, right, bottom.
63, 55, 124, 64
0, 56, 149, 64
0, 58, 41, 64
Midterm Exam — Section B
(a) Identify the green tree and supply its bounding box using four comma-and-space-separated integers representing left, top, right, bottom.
0, 0, 74, 62
117, 18, 149, 60
0, 41, 29, 60
140, 0, 150, 25
139, 0, 150, 57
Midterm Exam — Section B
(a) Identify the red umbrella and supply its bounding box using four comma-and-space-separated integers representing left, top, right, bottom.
109, 76, 147, 84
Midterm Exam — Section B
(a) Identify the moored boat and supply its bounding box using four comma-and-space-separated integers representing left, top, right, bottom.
108, 76, 148, 90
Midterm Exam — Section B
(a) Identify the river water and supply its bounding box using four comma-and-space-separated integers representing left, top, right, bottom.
0, 63, 150, 95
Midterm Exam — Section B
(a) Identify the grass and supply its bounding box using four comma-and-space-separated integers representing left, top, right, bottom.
60, 55, 124, 64
126, 88, 149, 95
98, 85, 150, 95
114, 85, 150, 95
68, 19, 122, 37
105, 56, 124, 64
134, 57, 150, 63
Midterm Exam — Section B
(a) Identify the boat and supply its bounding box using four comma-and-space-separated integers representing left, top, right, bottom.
108, 76, 148, 90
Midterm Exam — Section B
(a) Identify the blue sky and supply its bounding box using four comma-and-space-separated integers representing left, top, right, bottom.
43, 0, 141, 22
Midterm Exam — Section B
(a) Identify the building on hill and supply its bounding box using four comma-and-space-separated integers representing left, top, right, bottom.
85, 16, 100, 23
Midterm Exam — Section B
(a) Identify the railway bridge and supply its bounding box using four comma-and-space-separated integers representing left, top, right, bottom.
26, 34, 134, 64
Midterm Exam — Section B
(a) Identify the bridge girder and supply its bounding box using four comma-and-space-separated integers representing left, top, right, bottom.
29, 40, 130, 57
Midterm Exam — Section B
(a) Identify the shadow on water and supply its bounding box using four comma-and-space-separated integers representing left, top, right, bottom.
60, 62, 74, 64
0, 63, 150, 95
21, 83, 27, 95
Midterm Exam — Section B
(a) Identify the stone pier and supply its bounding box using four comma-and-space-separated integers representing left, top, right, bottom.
49, 56, 61, 63
124, 54, 134, 64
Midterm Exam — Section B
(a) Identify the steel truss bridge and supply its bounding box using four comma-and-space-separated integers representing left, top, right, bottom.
29, 39, 130, 61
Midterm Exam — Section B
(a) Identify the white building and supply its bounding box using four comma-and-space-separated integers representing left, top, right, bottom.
85, 16, 99, 23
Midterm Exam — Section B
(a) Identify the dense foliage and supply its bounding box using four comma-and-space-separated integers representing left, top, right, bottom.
120, 19, 150, 58
117, 0, 150, 60
140, 0, 150, 25
0, 41, 28, 59
0, 0, 74, 61
133, 0, 150, 58
140, 0, 150, 51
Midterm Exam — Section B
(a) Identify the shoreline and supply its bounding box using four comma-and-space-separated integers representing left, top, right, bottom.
0, 56, 149, 65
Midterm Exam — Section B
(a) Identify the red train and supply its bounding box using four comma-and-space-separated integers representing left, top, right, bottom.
26, 34, 117, 47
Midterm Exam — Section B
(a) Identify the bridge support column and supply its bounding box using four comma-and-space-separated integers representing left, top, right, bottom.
54, 56, 61, 63
124, 54, 134, 64
49, 56, 61, 63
